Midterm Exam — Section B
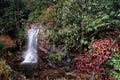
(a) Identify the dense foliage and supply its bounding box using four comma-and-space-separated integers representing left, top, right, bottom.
0, 0, 120, 79
74, 38, 120, 79
50, 0, 120, 79
0, 0, 27, 34
50, 0, 120, 54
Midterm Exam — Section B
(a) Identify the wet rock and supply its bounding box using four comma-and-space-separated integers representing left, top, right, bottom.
5, 65, 12, 71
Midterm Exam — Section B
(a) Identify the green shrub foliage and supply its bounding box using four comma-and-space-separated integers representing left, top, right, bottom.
50, 0, 120, 53
0, 0, 28, 35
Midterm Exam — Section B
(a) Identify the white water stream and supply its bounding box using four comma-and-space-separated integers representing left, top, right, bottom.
21, 24, 41, 64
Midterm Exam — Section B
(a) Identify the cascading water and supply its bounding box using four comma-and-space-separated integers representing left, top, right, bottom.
21, 24, 41, 64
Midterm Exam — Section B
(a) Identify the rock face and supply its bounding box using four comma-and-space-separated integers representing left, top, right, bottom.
0, 35, 15, 48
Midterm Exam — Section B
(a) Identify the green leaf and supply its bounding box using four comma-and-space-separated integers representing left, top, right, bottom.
101, 14, 109, 20
80, 39, 84, 44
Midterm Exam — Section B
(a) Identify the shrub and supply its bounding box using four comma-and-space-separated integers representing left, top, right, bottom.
74, 38, 120, 80
50, 0, 120, 55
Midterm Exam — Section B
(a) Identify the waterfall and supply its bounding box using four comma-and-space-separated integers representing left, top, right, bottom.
21, 24, 41, 64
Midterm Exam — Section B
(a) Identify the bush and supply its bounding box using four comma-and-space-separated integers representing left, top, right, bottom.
0, 0, 29, 36
50, 0, 120, 54
74, 38, 119, 80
